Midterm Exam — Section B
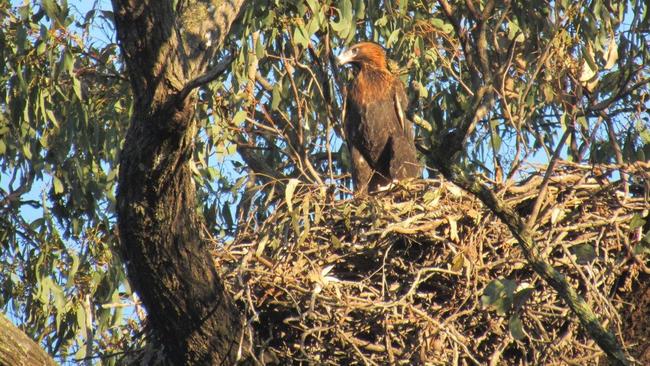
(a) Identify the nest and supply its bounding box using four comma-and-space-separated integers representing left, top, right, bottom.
214, 162, 650, 365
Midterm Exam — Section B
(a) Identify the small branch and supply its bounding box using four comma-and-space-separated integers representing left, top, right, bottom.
255, 72, 273, 91
439, 85, 496, 161
476, 0, 495, 80
438, 0, 480, 87
518, 28, 563, 110
176, 53, 235, 104
576, 116, 604, 161
465, 0, 481, 19
602, 112, 629, 197
586, 73, 648, 114
246, 32, 261, 101
526, 126, 571, 227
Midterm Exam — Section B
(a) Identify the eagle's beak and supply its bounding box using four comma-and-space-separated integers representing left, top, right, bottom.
336, 49, 355, 66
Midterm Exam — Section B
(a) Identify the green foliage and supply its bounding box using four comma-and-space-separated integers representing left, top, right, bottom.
482, 278, 534, 341
1, 0, 649, 363
571, 243, 597, 263
0, 1, 133, 363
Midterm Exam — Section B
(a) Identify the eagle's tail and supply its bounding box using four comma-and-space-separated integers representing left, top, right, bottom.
388, 135, 421, 180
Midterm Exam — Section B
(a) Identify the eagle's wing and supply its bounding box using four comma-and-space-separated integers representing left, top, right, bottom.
392, 79, 413, 138
394, 87, 406, 132
345, 95, 396, 191
357, 96, 401, 165
345, 97, 384, 191
348, 144, 373, 194
389, 79, 420, 179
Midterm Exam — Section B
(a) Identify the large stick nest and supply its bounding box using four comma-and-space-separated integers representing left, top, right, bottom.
214, 162, 650, 365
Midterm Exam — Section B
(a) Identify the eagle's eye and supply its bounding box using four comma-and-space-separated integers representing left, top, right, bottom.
351, 48, 358, 55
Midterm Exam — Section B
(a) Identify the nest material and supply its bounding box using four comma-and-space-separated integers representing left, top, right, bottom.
215, 162, 650, 365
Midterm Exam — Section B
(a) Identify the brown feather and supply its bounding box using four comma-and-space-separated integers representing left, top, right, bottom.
339, 42, 420, 193
349, 69, 392, 107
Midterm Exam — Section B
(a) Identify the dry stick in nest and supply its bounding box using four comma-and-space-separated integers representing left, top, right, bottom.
434, 162, 631, 366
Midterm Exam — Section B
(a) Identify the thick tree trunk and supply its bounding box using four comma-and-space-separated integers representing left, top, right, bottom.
111, 1, 247, 364
0, 315, 57, 366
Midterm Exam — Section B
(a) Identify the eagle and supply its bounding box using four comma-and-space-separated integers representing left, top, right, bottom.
337, 42, 421, 193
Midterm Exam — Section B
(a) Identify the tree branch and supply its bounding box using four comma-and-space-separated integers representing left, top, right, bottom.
0, 314, 57, 366
526, 126, 571, 227
176, 53, 234, 104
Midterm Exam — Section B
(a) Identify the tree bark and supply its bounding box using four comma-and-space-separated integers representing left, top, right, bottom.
0, 314, 57, 366
111, 0, 248, 364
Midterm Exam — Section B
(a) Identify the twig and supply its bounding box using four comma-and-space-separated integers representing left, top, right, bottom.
602, 112, 629, 198
526, 127, 571, 227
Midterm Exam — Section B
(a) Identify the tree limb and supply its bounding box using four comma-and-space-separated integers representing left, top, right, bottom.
526, 126, 571, 227
176, 53, 235, 104
0, 314, 57, 366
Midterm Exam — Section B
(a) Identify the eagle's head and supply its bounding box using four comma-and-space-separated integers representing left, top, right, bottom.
337, 42, 388, 70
